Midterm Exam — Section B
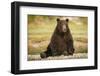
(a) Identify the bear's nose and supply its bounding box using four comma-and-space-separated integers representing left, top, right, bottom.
62, 25, 66, 32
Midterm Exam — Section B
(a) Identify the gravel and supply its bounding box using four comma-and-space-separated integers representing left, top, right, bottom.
28, 53, 87, 61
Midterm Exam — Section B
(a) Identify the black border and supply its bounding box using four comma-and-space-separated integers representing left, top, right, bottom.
11, 1, 98, 74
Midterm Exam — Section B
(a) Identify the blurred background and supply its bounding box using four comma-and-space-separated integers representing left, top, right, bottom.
28, 15, 88, 60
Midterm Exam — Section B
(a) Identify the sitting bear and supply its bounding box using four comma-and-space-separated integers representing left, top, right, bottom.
40, 18, 75, 58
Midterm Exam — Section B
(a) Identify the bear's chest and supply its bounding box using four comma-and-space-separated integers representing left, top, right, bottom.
55, 36, 67, 51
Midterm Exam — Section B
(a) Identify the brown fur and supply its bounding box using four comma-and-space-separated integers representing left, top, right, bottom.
40, 18, 75, 58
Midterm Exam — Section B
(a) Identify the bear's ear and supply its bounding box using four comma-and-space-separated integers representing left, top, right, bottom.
66, 19, 69, 22
57, 18, 60, 22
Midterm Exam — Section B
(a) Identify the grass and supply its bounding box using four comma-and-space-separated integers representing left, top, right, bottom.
28, 16, 88, 56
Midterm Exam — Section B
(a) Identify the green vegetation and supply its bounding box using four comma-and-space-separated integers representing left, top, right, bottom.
28, 15, 88, 55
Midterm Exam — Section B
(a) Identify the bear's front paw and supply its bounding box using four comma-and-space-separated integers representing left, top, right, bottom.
68, 48, 75, 55
63, 51, 69, 56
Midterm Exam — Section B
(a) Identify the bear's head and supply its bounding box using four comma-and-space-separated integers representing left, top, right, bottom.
56, 18, 69, 34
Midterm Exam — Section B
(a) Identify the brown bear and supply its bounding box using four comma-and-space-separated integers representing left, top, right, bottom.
40, 18, 75, 58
